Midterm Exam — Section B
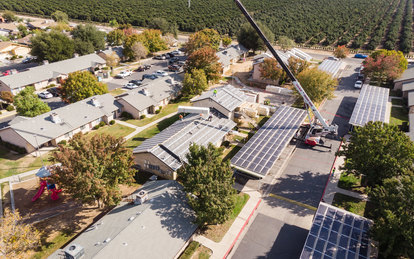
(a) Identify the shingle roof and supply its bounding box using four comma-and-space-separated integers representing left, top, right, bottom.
192, 85, 247, 113
52, 180, 197, 259
217, 44, 248, 67
253, 49, 306, 66
394, 66, 414, 82
0, 53, 106, 89
134, 112, 236, 171
0, 23, 18, 32
4, 94, 118, 148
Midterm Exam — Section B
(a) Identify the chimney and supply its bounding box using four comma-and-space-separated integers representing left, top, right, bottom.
50, 113, 61, 123
91, 97, 100, 107
134, 190, 148, 205
43, 60, 49, 65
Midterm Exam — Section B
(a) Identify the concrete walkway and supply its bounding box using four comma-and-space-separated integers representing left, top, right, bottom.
193, 186, 262, 259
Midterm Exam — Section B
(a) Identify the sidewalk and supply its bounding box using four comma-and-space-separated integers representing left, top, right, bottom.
0, 109, 16, 120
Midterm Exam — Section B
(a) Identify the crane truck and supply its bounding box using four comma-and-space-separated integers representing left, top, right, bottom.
233, 0, 338, 146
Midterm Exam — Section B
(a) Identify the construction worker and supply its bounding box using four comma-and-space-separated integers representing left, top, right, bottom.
179, 114, 183, 121
213, 89, 217, 97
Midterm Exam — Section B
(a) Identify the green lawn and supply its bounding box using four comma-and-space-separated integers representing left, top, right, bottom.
391, 98, 404, 106
332, 193, 366, 217
32, 229, 76, 259
389, 106, 408, 126
223, 145, 242, 161
179, 241, 200, 259
109, 88, 126, 97
125, 100, 191, 127
125, 114, 180, 149
338, 172, 365, 194
88, 123, 135, 139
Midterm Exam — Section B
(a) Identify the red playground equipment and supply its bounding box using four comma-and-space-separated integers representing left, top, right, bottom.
32, 180, 62, 202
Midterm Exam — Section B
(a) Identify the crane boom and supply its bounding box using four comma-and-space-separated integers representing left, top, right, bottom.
233, 0, 338, 135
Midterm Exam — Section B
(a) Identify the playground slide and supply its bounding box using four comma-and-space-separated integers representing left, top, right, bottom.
50, 189, 62, 201
31, 181, 47, 202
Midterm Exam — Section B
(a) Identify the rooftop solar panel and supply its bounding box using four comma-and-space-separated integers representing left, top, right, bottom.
231, 105, 306, 178
349, 85, 389, 127
300, 202, 373, 259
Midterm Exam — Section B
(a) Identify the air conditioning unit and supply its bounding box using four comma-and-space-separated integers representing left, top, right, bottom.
134, 190, 148, 205
64, 244, 85, 259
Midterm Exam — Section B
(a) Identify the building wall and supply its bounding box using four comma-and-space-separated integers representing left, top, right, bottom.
0, 81, 11, 93
117, 99, 148, 119
395, 79, 414, 91
0, 128, 36, 153
192, 98, 232, 119
53, 117, 103, 145
133, 152, 176, 180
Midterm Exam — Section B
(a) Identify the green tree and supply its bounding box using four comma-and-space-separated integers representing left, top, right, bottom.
17, 24, 29, 38
109, 19, 119, 28
107, 29, 126, 46
288, 56, 310, 76
337, 121, 414, 187
369, 175, 414, 258
30, 31, 74, 62
259, 58, 286, 83
182, 69, 208, 96
14, 87, 51, 117
139, 29, 168, 53
72, 24, 106, 54
178, 143, 236, 226
278, 36, 295, 51
0, 210, 40, 258
2, 11, 16, 22
296, 67, 337, 103
148, 17, 178, 37
61, 71, 108, 103
237, 22, 274, 52
50, 133, 135, 207
222, 36, 232, 47
185, 28, 221, 54
333, 45, 349, 59
51, 10, 68, 23
186, 46, 222, 82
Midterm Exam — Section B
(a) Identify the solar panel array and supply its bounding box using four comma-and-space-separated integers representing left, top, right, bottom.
349, 85, 389, 127
231, 106, 306, 178
318, 59, 343, 77
300, 202, 372, 259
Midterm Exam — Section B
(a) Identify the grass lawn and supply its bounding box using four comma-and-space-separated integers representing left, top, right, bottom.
0, 146, 52, 179
222, 145, 242, 161
179, 241, 199, 259
125, 100, 191, 127
338, 172, 366, 194
389, 106, 408, 126
88, 123, 135, 139
32, 229, 76, 259
109, 88, 126, 97
332, 193, 366, 217
391, 98, 404, 106
125, 114, 180, 149
202, 192, 250, 242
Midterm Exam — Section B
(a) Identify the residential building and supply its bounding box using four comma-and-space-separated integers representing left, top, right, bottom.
0, 42, 30, 60
191, 84, 247, 119
394, 66, 414, 91
217, 44, 248, 75
16, 34, 32, 46
0, 22, 18, 37
98, 46, 124, 64
0, 53, 106, 94
117, 76, 181, 119
50, 180, 197, 259
0, 94, 120, 153
27, 20, 57, 30
133, 111, 236, 179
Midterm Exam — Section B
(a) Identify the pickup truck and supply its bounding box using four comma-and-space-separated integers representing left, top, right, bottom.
116, 70, 132, 78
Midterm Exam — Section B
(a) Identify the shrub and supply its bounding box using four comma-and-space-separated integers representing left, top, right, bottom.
158, 106, 162, 111
121, 111, 133, 120
109, 120, 115, 125
155, 109, 160, 114
18, 55, 23, 58
99, 121, 106, 127
140, 114, 146, 119
222, 140, 230, 148
58, 140, 67, 145
6, 105, 15, 111
93, 125, 100, 130
10, 55, 17, 60
46, 84, 56, 89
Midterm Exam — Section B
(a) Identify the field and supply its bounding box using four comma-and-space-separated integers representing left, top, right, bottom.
1, 0, 412, 52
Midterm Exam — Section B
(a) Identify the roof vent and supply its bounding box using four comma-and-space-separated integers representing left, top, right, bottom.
50, 113, 61, 124
64, 244, 84, 259
104, 238, 111, 243
91, 97, 100, 107
141, 88, 151, 96
134, 190, 148, 205
128, 216, 135, 221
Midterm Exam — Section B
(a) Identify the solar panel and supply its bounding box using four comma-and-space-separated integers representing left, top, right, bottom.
300, 202, 373, 259
349, 85, 389, 127
231, 106, 307, 178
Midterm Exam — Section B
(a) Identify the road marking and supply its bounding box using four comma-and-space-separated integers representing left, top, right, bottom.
268, 193, 317, 211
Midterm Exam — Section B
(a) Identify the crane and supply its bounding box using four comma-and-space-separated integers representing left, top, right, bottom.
233, 0, 338, 145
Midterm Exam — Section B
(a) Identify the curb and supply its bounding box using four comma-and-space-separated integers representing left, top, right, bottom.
321, 138, 344, 202
222, 199, 261, 259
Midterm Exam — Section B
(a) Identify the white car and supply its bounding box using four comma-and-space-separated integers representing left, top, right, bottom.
124, 83, 139, 89
171, 50, 183, 55
354, 80, 363, 89
154, 70, 168, 77
38, 91, 53, 99
116, 70, 132, 78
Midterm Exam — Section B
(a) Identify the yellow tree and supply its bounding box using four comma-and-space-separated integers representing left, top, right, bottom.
333, 45, 349, 59
259, 58, 286, 83
0, 210, 40, 258
296, 68, 337, 103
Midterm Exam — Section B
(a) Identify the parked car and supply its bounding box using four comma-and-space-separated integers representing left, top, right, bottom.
168, 65, 183, 72
38, 91, 53, 99
354, 53, 368, 59
129, 79, 142, 85
22, 57, 33, 64
142, 74, 158, 80
354, 80, 363, 89
135, 64, 152, 72
47, 87, 61, 97
116, 70, 132, 78
124, 82, 139, 89
328, 56, 339, 61
357, 74, 364, 81
166, 53, 175, 58
177, 61, 186, 67
171, 50, 183, 55
154, 70, 168, 77
2, 69, 18, 76
154, 55, 166, 60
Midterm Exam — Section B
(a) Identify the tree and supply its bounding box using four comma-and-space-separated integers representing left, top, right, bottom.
369, 175, 414, 258
17, 24, 29, 38
72, 24, 106, 54
2, 11, 16, 22
61, 71, 108, 103
105, 53, 119, 68
0, 210, 40, 258
162, 33, 176, 47
237, 22, 274, 52
288, 56, 310, 76
363, 50, 408, 85
109, 19, 119, 28
259, 58, 286, 83
14, 87, 51, 117
371, 50, 408, 71
186, 46, 222, 82
337, 122, 414, 187
0, 91, 14, 104
51, 10, 68, 23
148, 18, 178, 37
185, 28, 221, 54
296, 67, 337, 104
131, 41, 148, 61
278, 36, 295, 51
178, 143, 236, 226
139, 29, 168, 53
333, 45, 349, 59
30, 31, 74, 62
107, 29, 126, 46
50, 133, 135, 207
182, 69, 208, 96
222, 36, 232, 48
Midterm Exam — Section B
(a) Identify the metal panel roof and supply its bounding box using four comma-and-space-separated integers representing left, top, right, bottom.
300, 202, 374, 259
318, 59, 343, 77
349, 85, 389, 127
192, 85, 247, 113
231, 106, 307, 178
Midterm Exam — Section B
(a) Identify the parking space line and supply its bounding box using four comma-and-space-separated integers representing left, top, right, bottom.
268, 193, 317, 211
